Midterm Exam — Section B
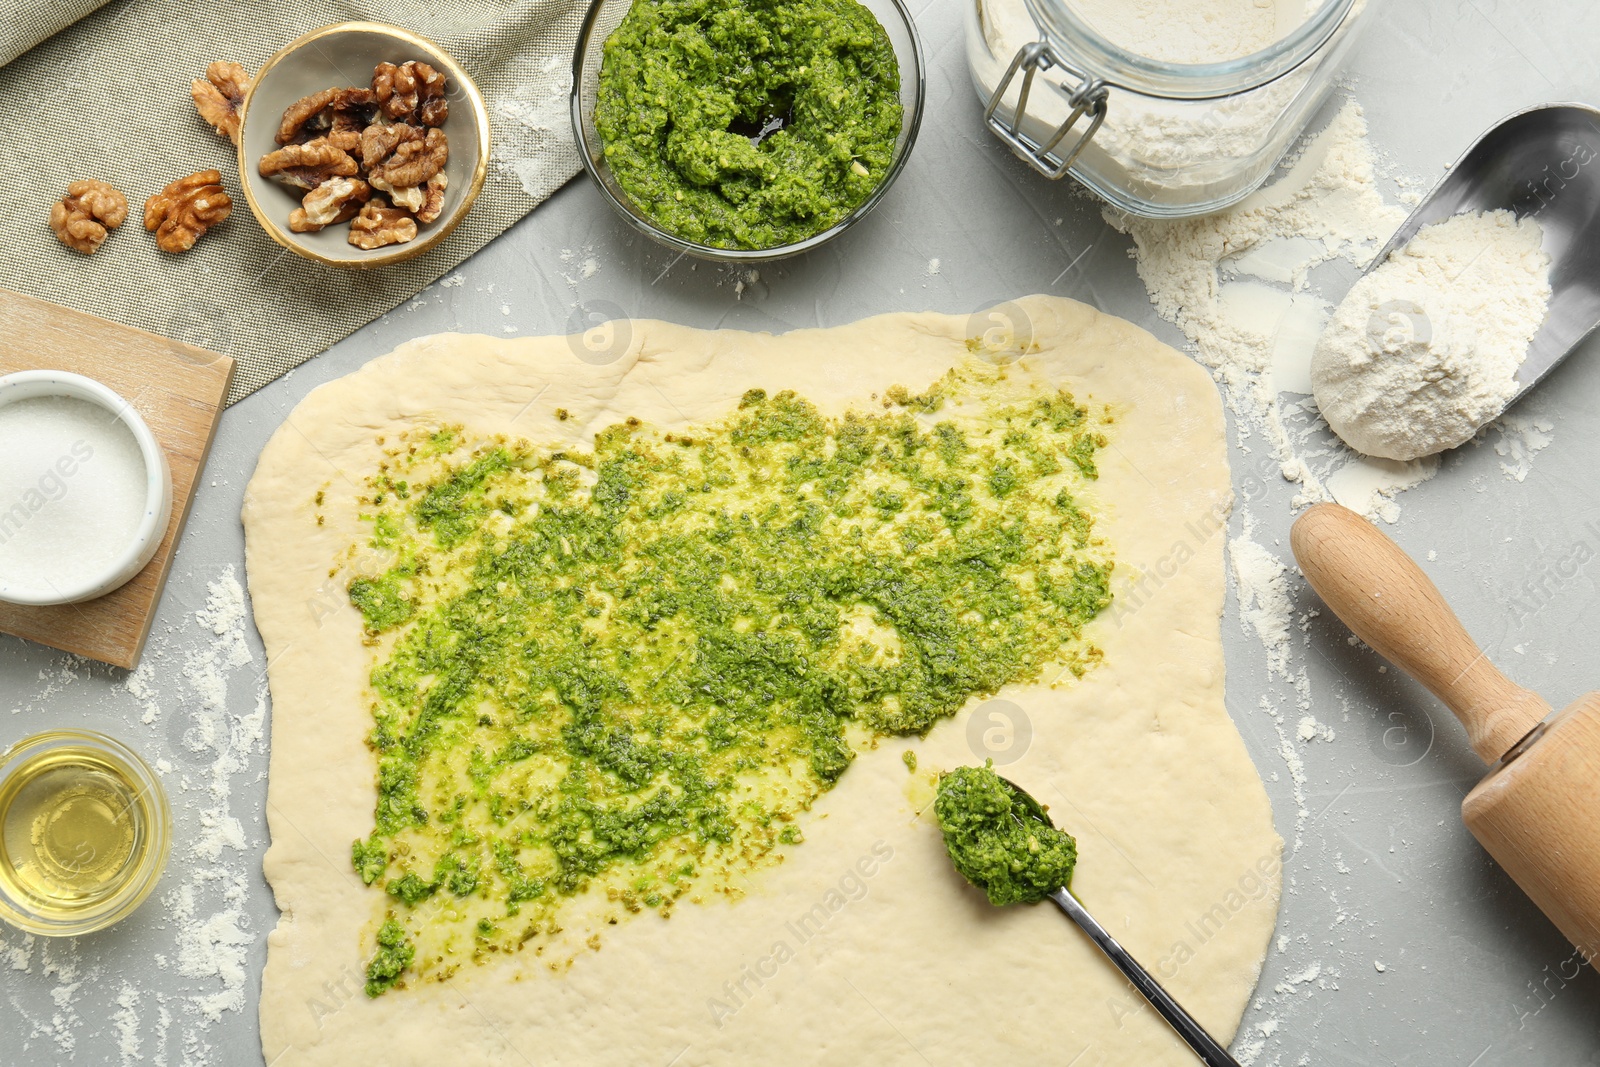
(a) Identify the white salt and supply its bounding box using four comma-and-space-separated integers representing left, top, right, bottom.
0, 396, 148, 588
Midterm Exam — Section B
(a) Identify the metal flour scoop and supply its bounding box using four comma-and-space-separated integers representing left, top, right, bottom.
1368, 103, 1600, 402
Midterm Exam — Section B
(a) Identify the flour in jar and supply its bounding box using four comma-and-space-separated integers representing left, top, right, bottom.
1070, 0, 1317, 64
1311, 209, 1553, 462
969, 0, 1351, 209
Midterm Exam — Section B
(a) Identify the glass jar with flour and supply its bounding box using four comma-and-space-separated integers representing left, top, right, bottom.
967, 0, 1383, 217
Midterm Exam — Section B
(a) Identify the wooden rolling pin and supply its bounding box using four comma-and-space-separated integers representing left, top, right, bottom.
1292, 503, 1600, 963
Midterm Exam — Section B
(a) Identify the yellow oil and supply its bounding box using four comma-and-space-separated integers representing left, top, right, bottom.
0, 747, 148, 917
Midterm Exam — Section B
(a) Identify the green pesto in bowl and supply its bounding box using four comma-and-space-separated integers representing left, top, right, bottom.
594, 0, 903, 250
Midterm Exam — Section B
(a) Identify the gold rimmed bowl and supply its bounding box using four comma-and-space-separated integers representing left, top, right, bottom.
237, 22, 491, 269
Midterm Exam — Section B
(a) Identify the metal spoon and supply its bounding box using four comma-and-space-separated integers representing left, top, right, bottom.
1365, 103, 1600, 402
996, 776, 1243, 1067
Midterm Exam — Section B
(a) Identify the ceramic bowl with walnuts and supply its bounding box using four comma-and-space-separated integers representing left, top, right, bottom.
237, 22, 490, 268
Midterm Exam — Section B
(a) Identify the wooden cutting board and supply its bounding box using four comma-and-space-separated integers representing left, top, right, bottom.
0, 288, 234, 670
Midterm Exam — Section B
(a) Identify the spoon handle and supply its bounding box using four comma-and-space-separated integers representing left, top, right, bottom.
1049, 888, 1241, 1067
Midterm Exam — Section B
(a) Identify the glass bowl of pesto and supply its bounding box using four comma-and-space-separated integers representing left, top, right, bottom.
572, 0, 926, 260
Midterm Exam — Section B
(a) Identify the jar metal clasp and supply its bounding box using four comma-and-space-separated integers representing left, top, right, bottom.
984, 42, 1108, 179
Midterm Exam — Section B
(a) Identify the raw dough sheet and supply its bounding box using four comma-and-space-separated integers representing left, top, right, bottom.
242, 295, 1281, 1066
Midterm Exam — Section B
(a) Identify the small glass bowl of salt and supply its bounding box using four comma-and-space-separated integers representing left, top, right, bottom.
0, 372, 172, 606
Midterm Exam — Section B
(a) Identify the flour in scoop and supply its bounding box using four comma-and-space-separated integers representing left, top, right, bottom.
0, 396, 147, 588
1311, 209, 1553, 462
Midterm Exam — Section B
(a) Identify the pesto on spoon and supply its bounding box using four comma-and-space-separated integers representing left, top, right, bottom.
934, 763, 1077, 906
933, 764, 1244, 1067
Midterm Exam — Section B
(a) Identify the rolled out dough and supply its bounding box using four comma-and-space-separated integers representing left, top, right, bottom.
243, 295, 1281, 1066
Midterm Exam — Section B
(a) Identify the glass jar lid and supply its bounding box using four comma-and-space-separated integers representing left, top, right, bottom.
1026, 0, 1357, 100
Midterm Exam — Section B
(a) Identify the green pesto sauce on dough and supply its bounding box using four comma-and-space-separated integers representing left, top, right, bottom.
934, 763, 1078, 907
594, 0, 903, 249
346, 367, 1112, 994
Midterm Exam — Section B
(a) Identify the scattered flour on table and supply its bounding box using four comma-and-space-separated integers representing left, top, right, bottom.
1296, 715, 1328, 742
114, 982, 142, 1066
557, 245, 605, 290
1228, 520, 1316, 851
1234, 1014, 1283, 1065
1279, 960, 1324, 991
168, 568, 265, 1024
1229, 529, 1294, 678
125, 657, 162, 724
1107, 99, 1410, 506
1325, 453, 1438, 524
7, 655, 91, 717
3, 564, 269, 1063
4, 931, 35, 970
4, 941, 92, 1057
1311, 209, 1552, 461
1491, 409, 1557, 482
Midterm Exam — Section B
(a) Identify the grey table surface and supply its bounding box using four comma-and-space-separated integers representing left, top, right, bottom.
4, 0, 1600, 1064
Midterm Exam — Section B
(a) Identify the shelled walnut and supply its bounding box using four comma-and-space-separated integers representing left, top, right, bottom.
49, 180, 129, 254
416, 173, 448, 225
327, 90, 378, 152
359, 121, 419, 171
254, 59, 455, 251
367, 126, 448, 216
370, 127, 448, 189
276, 87, 340, 145
373, 60, 448, 126
259, 140, 360, 191
144, 170, 232, 253
348, 201, 417, 248
289, 178, 371, 233
191, 61, 252, 145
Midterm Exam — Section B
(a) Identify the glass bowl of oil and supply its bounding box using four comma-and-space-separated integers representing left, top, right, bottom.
0, 730, 171, 936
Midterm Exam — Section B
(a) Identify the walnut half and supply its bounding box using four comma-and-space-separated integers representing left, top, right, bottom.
144, 170, 232, 253
50, 180, 129, 254
416, 172, 448, 224
348, 201, 417, 249
276, 87, 376, 146
359, 121, 420, 172
370, 127, 448, 190
191, 61, 252, 145
373, 61, 448, 126
289, 178, 371, 233
259, 140, 359, 192
327, 90, 378, 152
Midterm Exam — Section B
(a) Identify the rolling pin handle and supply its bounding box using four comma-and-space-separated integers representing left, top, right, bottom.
1289, 504, 1549, 764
